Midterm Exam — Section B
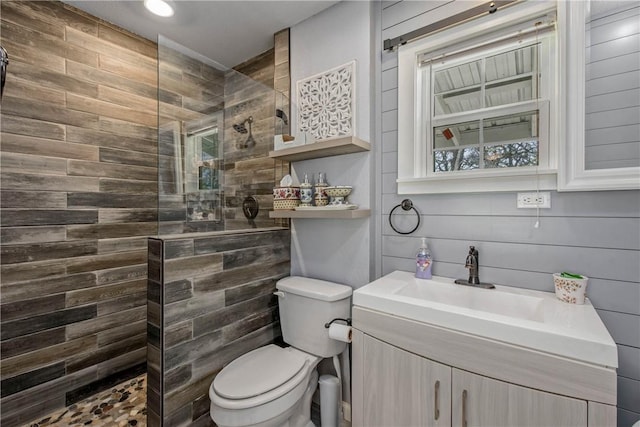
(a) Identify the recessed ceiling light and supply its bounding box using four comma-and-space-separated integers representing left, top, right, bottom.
144, 0, 174, 17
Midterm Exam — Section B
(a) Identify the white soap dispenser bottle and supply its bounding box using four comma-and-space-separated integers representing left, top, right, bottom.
415, 237, 432, 279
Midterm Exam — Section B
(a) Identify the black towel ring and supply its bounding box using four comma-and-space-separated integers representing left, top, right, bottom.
389, 199, 420, 235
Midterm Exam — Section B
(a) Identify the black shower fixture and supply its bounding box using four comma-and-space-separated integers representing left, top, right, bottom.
234, 116, 255, 149
233, 123, 248, 134
1, 46, 9, 101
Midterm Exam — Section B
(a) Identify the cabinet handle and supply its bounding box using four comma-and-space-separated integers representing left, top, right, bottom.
462, 389, 468, 427
434, 380, 440, 420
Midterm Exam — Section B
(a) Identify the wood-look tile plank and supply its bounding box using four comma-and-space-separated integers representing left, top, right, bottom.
0, 327, 66, 360
1, 132, 99, 161
222, 244, 290, 270
98, 147, 157, 168
1, 305, 96, 341
0, 273, 97, 303
0, 226, 67, 245
2, 1, 98, 37
66, 306, 145, 340
1, 241, 98, 265
164, 253, 224, 283
97, 237, 149, 254
0, 366, 97, 423
2, 73, 66, 104
1, 20, 98, 67
97, 320, 147, 347
97, 23, 157, 59
98, 85, 157, 113
0, 362, 66, 398
66, 222, 158, 239
0, 172, 99, 192
66, 124, 155, 154
66, 278, 146, 307
0, 152, 68, 176
97, 209, 158, 224
165, 321, 193, 349
65, 250, 148, 274
98, 179, 157, 195
66, 333, 146, 374
8, 59, 98, 97
0, 1, 65, 38
66, 93, 157, 127
65, 59, 156, 101
68, 192, 156, 209
98, 117, 156, 141
1, 115, 66, 141
0, 294, 66, 323
100, 52, 158, 85
193, 259, 290, 293
65, 27, 156, 72
68, 159, 156, 181
0, 191, 67, 209
192, 293, 277, 338
221, 308, 277, 345
0, 209, 98, 227
0, 335, 97, 378
97, 290, 147, 316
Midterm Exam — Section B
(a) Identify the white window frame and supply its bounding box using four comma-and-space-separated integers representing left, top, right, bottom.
397, 1, 559, 194
557, 0, 640, 191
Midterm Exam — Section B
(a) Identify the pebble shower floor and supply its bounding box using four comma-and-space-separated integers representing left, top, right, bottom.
22, 374, 147, 427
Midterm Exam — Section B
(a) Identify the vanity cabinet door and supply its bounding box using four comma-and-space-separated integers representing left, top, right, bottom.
361, 335, 451, 427
451, 369, 587, 427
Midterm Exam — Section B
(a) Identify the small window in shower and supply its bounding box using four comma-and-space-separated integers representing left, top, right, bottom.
185, 126, 223, 222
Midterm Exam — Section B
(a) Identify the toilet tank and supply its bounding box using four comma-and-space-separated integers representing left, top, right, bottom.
276, 276, 352, 358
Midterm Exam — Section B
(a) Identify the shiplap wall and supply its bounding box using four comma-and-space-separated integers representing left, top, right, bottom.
378, 1, 640, 425
585, 4, 640, 170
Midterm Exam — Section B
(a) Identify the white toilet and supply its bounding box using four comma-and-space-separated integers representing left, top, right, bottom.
209, 276, 352, 427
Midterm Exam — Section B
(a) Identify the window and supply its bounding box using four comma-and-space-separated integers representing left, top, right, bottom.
397, 2, 559, 194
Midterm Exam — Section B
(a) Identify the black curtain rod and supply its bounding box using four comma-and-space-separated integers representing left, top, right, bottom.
383, 0, 519, 51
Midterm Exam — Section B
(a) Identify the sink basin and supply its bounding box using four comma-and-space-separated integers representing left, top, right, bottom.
395, 281, 545, 322
353, 271, 617, 368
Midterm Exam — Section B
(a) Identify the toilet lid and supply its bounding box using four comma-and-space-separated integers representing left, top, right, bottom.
213, 345, 307, 400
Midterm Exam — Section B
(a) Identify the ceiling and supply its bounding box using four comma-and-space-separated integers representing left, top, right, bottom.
63, 0, 340, 68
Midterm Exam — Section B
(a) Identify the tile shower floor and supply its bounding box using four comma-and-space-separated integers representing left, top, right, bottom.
23, 374, 147, 427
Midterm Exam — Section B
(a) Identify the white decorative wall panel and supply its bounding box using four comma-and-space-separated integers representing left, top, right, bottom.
296, 60, 356, 140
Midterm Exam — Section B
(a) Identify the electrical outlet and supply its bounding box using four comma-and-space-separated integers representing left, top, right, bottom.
517, 192, 551, 208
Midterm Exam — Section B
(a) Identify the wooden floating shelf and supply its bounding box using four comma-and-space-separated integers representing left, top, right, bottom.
269, 136, 370, 162
269, 209, 370, 219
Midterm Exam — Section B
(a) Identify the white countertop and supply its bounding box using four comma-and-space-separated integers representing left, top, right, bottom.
353, 270, 618, 368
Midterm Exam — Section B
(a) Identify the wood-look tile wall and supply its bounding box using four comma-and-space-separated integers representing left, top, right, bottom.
147, 228, 290, 426
0, 2, 155, 425
224, 46, 289, 230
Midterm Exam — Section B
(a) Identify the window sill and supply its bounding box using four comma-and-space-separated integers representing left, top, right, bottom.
397, 169, 557, 194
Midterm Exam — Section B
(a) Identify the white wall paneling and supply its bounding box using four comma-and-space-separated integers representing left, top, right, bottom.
378, 1, 640, 424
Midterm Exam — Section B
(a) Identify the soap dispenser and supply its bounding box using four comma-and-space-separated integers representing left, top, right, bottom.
415, 237, 432, 279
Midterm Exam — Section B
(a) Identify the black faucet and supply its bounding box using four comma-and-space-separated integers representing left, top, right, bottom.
454, 245, 495, 289
465, 246, 480, 285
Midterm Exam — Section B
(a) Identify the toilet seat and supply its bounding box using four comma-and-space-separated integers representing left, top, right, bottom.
210, 345, 320, 411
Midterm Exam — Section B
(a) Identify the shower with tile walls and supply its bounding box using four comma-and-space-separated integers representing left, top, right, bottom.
147, 35, 292, 426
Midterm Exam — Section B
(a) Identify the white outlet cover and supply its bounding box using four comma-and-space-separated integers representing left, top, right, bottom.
517, 192, 551, 208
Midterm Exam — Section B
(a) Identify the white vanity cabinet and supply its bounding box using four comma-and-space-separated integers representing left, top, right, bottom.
351, 272, 618, 427
451, 368, 587, 427
351, 307, 617, 427
355, 332, 588, 427
360, 334, 451, 427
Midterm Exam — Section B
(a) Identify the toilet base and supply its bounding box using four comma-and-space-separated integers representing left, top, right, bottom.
212, 370, 319, 427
